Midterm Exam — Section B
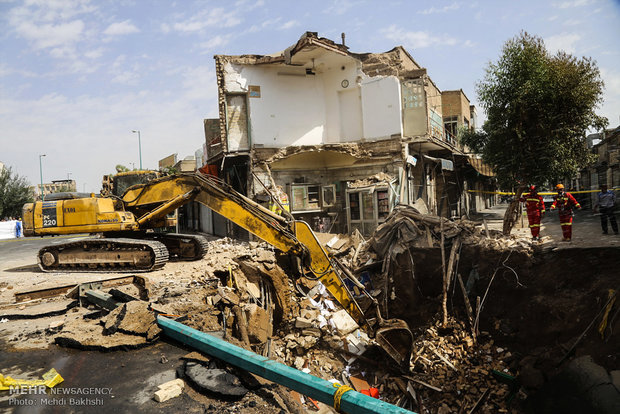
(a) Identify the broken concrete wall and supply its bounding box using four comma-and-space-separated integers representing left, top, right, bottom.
217, 56, 402, 147
249, 138, 404, 234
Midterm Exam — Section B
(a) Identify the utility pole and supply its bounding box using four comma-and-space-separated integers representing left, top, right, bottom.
39, 154, 46, 201
132, 130, 142, 170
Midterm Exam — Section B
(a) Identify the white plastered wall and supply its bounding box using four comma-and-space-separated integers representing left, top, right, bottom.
222, 54, 403, 146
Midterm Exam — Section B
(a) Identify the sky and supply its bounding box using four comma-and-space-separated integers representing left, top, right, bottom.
1, 0, 619, 193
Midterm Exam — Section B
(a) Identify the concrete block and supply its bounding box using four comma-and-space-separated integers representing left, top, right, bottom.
157, 378, 185, 392
330, 309, 359, 336
295, 317, 314, 329
153, 384, 183, 402
300, 309, 320, 321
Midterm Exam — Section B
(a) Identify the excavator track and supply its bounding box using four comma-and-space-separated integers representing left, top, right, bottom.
142, 233, 209, 261
38, 238, 169, 273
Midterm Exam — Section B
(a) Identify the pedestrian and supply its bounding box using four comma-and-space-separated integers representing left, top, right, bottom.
519, 185, 545, 241
550, 184, 581, 241
595, 184, 618, 235
15, 217, 22, 238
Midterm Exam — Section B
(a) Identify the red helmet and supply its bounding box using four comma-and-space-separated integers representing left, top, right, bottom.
529, 185, 537, 191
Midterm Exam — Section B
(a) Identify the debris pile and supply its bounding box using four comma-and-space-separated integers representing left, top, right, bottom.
6, 206, 612, 413
404, 318, 516, 412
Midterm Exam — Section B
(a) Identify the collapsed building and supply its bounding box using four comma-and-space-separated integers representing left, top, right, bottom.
200, 32, 496, 239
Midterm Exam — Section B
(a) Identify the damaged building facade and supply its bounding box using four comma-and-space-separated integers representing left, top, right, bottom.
203, 32, 495, 237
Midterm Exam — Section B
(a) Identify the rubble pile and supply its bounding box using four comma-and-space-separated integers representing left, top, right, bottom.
348, 172, 396, 188
405, 317, 515, 413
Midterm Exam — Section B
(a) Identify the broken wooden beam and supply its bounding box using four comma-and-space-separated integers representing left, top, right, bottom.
14, 283, 77, 302
157, 316, 415, 414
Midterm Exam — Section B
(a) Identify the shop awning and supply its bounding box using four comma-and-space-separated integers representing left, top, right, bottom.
423, 155, 454, 171
468, 156, 495, 177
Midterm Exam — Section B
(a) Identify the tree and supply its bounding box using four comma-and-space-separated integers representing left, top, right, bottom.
53, 185, 74, 193
462, 32, 607, 234
0, 166, 34, 219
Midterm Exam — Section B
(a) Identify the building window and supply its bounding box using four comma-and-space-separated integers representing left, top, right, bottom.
290, 184, 321, 212
322, 185, 336, 207
444, 115, 458, 144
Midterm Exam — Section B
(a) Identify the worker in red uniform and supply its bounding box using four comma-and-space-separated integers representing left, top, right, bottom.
519, 185, 545, 241
550, 184, 581, 241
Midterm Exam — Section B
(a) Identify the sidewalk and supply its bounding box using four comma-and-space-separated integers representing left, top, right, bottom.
470, 203, 620, 248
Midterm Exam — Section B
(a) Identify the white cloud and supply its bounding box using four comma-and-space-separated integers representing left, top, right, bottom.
419, 2, 460, 15
556, 0, 594, 8
13, 20, 85, 50
84, 48, 104, 59
234, 0, 265, 10
262, 18, 282, 28
198, 35, 232, 53
323, 0, 360, 16
601, 67, 620, 97
562, 18, 582, 26
6, 0, 102, 73
108, 54, 140, 85
279, 20, 299, 30
166, 8, 242, 34
181, 66, 217, 102
0, 89, 216, 194
381, 25, 461, 49
599, 68, 620, 126
103, 20, 139, 36
545, 33, 581, 54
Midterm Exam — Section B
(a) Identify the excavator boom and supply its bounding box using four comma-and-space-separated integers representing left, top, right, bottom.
23, 172, 413, 363
122, 173, 369, 328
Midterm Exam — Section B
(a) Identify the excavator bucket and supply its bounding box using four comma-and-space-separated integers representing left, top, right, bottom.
375, 318, 414, 367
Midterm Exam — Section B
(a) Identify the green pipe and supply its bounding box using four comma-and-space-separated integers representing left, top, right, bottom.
157, 316, 415, 414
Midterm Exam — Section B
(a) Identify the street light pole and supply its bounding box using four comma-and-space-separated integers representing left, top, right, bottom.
132, 130, 142, 170
39, 154, 46, 201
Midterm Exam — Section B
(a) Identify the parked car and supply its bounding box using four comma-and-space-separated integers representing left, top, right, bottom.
542, 193, 554, 209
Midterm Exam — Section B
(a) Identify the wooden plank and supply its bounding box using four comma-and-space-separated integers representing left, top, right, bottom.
15, 284, 77, 302
349, 375, 371, 392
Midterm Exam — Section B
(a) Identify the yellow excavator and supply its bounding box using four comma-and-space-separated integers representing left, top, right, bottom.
22, 172, 412, 365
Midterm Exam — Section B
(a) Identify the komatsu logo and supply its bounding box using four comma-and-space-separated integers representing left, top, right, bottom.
97, 219, 118, 223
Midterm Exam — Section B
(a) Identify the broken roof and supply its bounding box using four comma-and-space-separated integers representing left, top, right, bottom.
215, 31, 428, 80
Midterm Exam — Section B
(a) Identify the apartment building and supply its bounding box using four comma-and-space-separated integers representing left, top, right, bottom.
204, 32, 493, 236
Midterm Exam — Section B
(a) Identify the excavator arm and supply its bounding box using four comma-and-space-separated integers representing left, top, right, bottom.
121, 173, 369, 329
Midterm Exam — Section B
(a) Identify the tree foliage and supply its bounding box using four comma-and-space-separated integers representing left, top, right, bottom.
0, 167, 34, 219
462, 32, 607, 189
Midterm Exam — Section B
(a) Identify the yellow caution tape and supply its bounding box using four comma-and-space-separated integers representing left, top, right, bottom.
332, 383, 354, 412
0, 368, 64, 391
467, 188, 619, 196
598, 289, 617, 339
